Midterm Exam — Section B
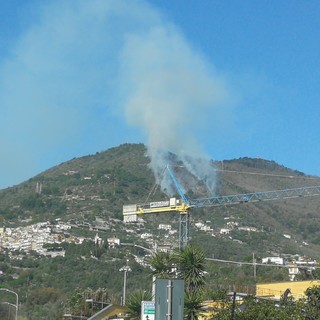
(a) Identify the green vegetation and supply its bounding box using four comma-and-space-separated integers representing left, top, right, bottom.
149, 245, 208, 319
126, 290, 153, 319
0, 143, 319, 318
63, 287, 111, 318
215, 286, 320, 319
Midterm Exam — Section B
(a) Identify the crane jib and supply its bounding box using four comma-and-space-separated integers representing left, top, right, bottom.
123, 182, 320, 249
188, 186, 320, 208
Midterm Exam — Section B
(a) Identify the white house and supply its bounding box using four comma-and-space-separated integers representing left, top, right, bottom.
220, 228, 230, 235
158, 224, 172, 231
107, 237, 120, 248
262, 257, 284, 265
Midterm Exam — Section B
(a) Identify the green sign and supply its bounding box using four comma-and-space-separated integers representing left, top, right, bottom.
141, 301, 155, 320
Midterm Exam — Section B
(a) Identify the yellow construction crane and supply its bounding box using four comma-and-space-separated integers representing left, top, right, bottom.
123, 196, 191, 249
123, 165, 320, 249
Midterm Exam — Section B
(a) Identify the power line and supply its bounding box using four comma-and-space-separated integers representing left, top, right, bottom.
205, 257, 320, 269
215, 168, 319, 180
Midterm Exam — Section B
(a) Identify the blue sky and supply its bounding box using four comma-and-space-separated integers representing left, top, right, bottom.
1, 0, 319, 189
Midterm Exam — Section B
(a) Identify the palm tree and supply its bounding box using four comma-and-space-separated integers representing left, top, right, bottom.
184, 291, 206, 320
149, 245, 207, 319
126, 290, 153, 319
173, 245, 206, 295
149, 251, 174, 279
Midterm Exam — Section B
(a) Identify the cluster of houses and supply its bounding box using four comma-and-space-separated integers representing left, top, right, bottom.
193, 216, 310, 248
0, 221, 81, 257
133, 220, 319, 282
0, 219, 124, 260
0, 214, 317, 282
194, 217, 259, 236
192, 218, 318, 281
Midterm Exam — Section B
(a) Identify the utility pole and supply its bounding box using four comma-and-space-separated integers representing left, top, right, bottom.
253, 253, 257, 280
230, 291, 236, 320
166, 280, 173, 320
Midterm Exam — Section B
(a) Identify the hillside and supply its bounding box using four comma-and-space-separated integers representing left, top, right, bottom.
0, 143, 320, 318
1, 143, 319, 252
1, 143, 320, 256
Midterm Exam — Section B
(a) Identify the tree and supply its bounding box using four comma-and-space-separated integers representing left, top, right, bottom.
149, 251, 174, 279
63, 288, 89, 317
174, 245, 207, 320
174, 245, 206, 295
126, 290, 153, 319
63, 287, 111, 317
149, 245, 207, 319
184, 291, 205, 320
304, 285, 320, 319
215, 294, 305, 320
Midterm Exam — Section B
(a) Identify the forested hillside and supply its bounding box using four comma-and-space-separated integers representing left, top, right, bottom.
0, 143, 319, 318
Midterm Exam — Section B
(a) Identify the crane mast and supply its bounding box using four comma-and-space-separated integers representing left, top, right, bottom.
123, 166, 320, 249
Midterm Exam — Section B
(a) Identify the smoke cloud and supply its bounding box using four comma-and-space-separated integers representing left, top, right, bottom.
0, 0, 233, 191
121, 25, 232, 196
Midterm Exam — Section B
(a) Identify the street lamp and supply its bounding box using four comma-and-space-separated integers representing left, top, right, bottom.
121, 243, 156, 300
0, 288, 18, 320
119, 261, 131, 306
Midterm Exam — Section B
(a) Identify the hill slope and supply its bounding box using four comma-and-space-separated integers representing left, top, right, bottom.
0, 143, 320, 318
1, 143, 320, 256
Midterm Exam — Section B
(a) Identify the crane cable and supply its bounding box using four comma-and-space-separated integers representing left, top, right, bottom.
143, 166, 167, 204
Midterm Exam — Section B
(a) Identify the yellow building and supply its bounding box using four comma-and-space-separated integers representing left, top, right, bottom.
256, 280, 320, 300
198, 300, 230, 320
198, 281, 320, 319
64, 304, 127, 320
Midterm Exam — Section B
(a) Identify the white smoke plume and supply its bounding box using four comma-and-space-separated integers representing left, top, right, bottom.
0, 0, 233, 191
121, 25, 232, 196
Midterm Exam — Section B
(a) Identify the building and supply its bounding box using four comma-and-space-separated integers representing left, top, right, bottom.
256, 280, 320, 300
220, 228, 230, 235
107, 237, 120, 248
262, 257, 284, 265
